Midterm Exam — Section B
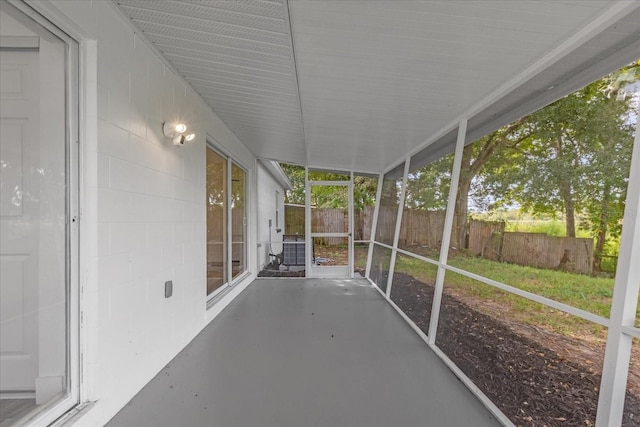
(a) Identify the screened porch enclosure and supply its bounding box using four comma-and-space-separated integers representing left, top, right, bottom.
251, 114, 640, 427
2, 1, 639, 427
184, 0, 638, 423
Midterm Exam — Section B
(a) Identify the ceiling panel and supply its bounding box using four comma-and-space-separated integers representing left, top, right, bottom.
114, 0, 639, 173
289, 0, 622, 172
116, 0, 306, 165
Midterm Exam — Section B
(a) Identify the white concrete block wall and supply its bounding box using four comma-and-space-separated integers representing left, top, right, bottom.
39, 1, 257, 425
256, 163, 286, 270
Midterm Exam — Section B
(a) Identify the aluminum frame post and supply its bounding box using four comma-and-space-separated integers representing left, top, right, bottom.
428, 119, 467, 343
385, 158, 411, 298
365, 173, 384, 279
595, 107, 640, 427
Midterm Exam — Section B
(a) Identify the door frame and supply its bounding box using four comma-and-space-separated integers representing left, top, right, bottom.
0, 0, 80, 424
305, 172, 354, 278
205, 142, 251, 305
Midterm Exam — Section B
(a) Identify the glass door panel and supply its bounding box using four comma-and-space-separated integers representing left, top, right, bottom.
206, 148, 227, 295
0, 1, 78, 423
231, 163, 246, 279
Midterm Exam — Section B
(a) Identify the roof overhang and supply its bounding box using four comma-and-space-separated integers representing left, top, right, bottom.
259, 159, 293, 191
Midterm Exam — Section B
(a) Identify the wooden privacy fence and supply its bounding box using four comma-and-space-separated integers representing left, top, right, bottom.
285, 204, 306, 236
501, 233, 593, 274
467, 219, 593, 274
285, 204, 445, 247
285, 205, 355, 245
285, 206, 594, 274
399, 209, 446, 248
285, 205, 349, 245
468, 220, 506, 261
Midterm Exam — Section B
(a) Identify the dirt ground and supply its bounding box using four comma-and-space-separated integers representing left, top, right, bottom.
391, 271, 640, 427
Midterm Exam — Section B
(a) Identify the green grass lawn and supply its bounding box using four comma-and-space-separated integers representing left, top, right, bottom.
447, 256, 615, 317
394, 254, 640, 338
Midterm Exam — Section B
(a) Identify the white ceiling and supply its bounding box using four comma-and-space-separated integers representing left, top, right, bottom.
114, 0, 640, 174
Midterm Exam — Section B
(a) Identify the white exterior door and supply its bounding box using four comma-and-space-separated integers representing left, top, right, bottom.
0, 49, 40, 394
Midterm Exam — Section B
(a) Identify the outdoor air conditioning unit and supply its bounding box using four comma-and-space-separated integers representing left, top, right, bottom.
283, 235, 305, 266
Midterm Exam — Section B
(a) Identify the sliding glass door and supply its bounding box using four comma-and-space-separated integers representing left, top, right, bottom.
206, 148, 227, 296
0, 1, 79, 424
231, 163, 246, 279
206, 146, 247, 300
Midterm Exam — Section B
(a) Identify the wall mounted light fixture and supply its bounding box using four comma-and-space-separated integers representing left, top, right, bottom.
162, 121, 195, 146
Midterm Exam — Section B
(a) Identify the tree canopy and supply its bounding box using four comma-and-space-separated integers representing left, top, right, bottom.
279, 163, 379, 210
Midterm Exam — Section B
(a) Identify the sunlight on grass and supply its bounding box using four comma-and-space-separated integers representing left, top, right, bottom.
446, 255, 614, 317
392, 254, 640, 339
504, 219, 591, 238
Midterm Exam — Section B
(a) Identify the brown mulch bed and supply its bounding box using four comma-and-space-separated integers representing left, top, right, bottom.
390, 272, 640, 427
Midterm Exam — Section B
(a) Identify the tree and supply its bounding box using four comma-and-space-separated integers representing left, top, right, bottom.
476, 73, 635, 271
353, 175, 379, 210
452, 119, 534, 249
404, 153, 454, 211
280, 163, 305, 205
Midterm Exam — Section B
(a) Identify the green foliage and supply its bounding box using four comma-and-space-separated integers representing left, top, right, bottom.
353, 175, 379, 210
379, 175, 401, 207
280, 163, 305, 205
206, 155, 226, 207
477, 80, 632, 219
279, 163, 379, 210
404, 153, 454, 210
507, 219, 566, 236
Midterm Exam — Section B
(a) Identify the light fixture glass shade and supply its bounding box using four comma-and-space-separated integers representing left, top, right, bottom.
163, 122, 188, 138
163, 122, 194, 146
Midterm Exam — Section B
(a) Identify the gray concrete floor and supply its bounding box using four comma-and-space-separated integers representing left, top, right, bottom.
108, 279, 500, 427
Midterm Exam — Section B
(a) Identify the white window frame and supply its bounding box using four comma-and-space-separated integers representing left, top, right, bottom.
230, 160, 248, 283
206, 143, 249, 304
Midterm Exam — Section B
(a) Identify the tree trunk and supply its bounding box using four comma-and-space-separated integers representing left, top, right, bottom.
454, 178, 472, 250
592, 183, 610, 273
449, 125, 530, 252
452, 148, 473, 250
559, 181, 576, 238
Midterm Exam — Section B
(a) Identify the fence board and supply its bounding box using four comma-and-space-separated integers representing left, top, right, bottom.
468, 220, 505, 260
285, 205, 348, 245
398, 209, 446, 249
285, 205, 594, 274
285, 205, 305, 235
501, 233, 593, 274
